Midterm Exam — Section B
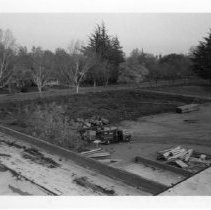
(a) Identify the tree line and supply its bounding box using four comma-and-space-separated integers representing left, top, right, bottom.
0, 23, 210, 94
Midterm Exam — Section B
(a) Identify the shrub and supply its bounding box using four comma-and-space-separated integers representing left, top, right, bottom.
28, 103, 87, 151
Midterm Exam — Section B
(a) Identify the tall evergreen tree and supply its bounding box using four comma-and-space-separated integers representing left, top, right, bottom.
84, 23, 124, 84
192, 29, 211, 82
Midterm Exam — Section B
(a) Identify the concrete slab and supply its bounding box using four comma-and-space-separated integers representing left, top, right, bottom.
0, 166, 49, 195
160, 167, 211, 195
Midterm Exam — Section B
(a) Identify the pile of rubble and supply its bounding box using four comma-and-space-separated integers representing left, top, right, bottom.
157, 146, 211, 169
76, 116, 109, 131
76, 116, 132, 145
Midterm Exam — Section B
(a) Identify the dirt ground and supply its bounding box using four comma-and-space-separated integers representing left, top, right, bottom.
103, 103, 211, 178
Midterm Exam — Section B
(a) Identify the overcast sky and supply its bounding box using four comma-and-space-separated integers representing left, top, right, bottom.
0, 13, 210, 55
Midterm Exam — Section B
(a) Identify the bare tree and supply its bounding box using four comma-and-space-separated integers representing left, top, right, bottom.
68, 41, 97, 93
29, 47, 52, 94
71, 53, 97, 94
0, 29, 16, 87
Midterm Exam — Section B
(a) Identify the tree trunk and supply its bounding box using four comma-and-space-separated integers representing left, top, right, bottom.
105, 78, 109, 86
93, 80, 96, 88
76, 84, 79, 94
38, 85, 42, 95
7, 83, 11, 93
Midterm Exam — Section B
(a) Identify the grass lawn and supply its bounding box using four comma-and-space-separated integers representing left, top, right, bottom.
0, 89, 193, 130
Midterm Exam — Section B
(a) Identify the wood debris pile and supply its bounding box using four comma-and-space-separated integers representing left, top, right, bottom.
157, 146, 211, 169
80, 148, 120, 164
76, 116, 132, 145
76, 116, 109, 131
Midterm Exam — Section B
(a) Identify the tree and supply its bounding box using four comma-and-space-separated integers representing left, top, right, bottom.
10, 46, 33, 92
86, 58, 108, 87
118, 62, 148, 84
146, 63, 164, 86
68, 41, 98, 93
128, 49, 157, 69
54, 48, 72, 87
28, 47, 53, 93
159, 54, 192, 82
192, 29, 211, 82
83, 23, 124, 84
0, 29, 16, 88
118, 51, 149, 84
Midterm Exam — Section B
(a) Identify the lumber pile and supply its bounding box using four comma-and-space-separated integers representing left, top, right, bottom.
80, 148, 121, 164
76, 116, 132, 144
176, 104, 199, 113
157, 146, 210, 168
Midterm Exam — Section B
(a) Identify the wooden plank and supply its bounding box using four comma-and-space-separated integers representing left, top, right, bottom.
176, 104, 199, 113
87, 152, 111, 158
184, 149, 193, 162
171, 160, 188, 168
80, 148, 102, 155
97, 159, 121, 163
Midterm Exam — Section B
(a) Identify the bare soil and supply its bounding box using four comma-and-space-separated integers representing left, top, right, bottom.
103, 103, 211, 178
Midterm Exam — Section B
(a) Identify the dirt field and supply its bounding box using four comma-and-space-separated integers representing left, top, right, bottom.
103, 102, 211, 178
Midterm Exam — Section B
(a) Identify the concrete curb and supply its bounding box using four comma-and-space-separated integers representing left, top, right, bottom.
0, 125, 168, 195
135, 156, 193, 177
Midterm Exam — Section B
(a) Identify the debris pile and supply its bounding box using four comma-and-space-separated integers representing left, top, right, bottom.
76, 116, 132, 145
76, 116, 109, 131
157, 146, 211, 169
80, 148, 120, 164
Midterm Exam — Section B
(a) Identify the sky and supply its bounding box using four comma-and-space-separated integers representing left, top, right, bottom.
0, 13, 211, 56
